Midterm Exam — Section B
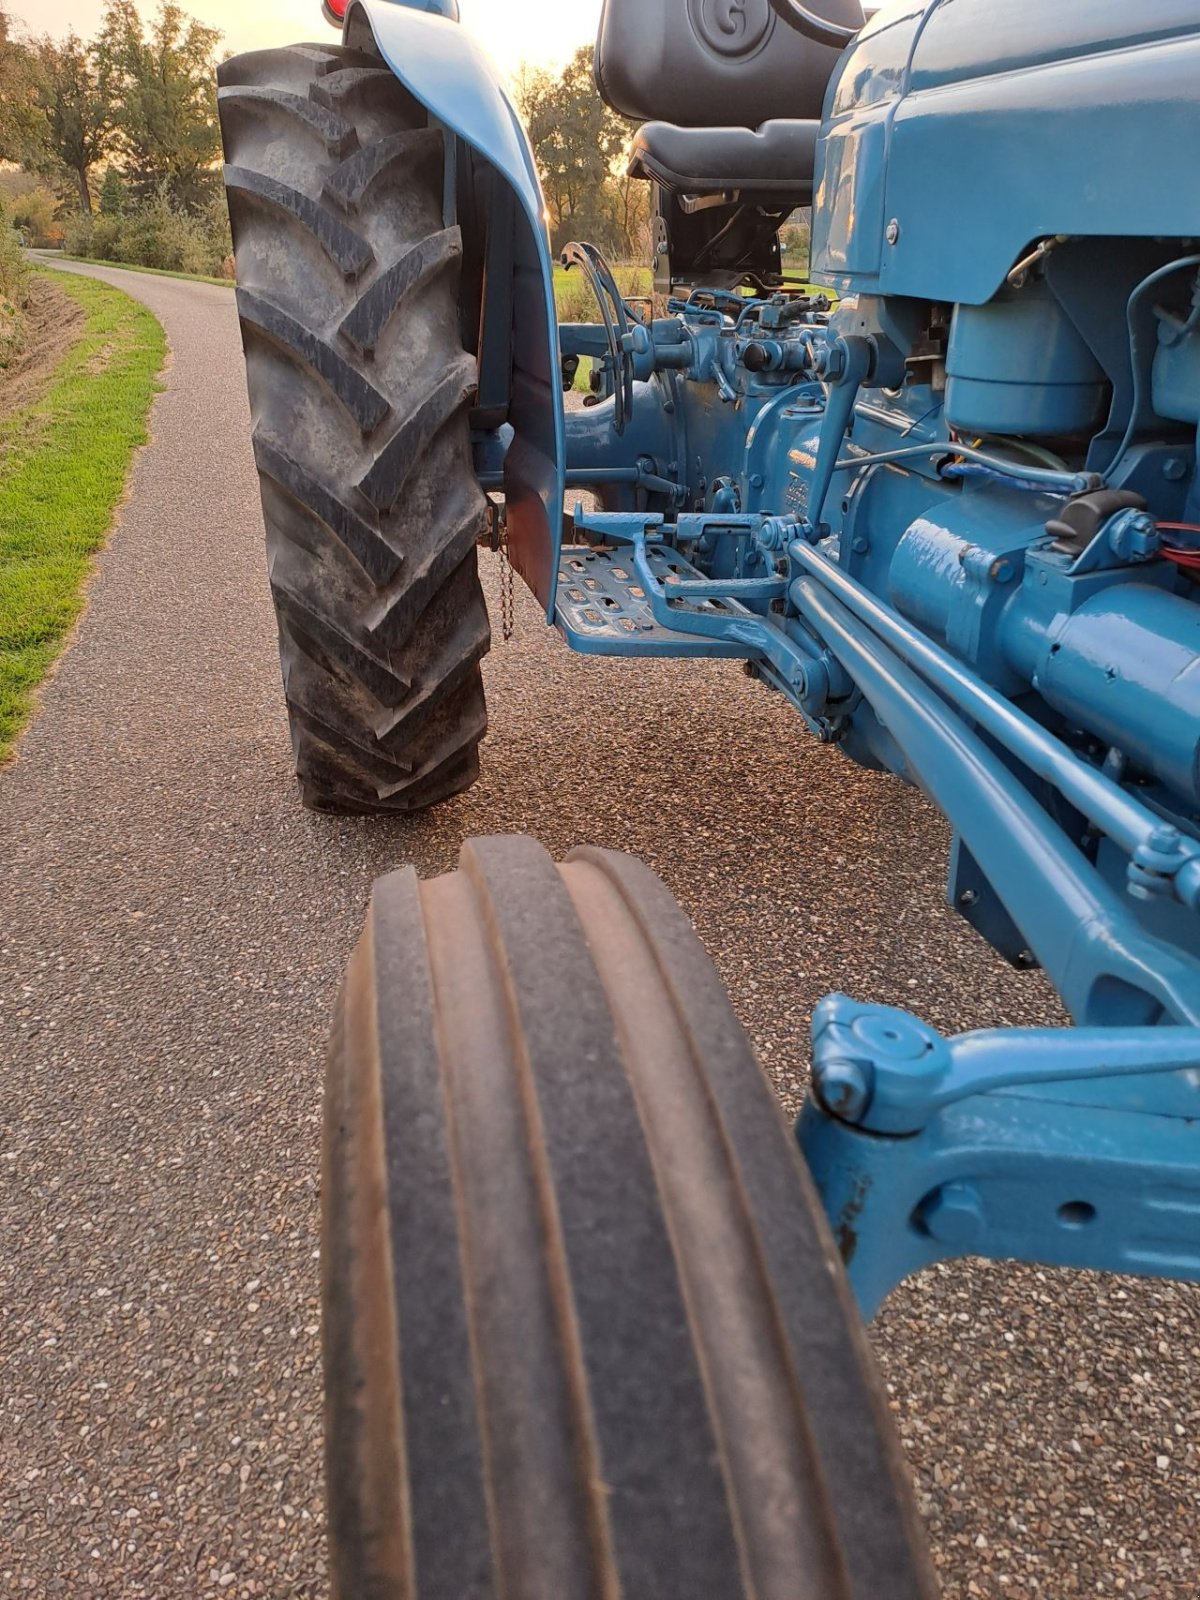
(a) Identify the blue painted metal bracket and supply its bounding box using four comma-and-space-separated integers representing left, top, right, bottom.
809, 994, 1200, 1135
798, 995, 1200, 1318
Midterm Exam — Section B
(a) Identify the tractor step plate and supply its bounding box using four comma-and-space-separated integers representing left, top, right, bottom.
554, 544, 750, 658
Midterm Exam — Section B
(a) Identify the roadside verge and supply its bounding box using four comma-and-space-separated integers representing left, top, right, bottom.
0, 268, 165, 763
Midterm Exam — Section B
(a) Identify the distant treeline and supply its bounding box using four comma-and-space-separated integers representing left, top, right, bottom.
0, 2, 230, 277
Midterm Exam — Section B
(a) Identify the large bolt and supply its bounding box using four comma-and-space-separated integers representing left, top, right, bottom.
1128, 825, 1186, 901
1150, 823, 1183, 854
1108, 508, 1160, 563
916, 1182, 986, 1247
813, 343, 846, 380
815, 1058, 873, 1123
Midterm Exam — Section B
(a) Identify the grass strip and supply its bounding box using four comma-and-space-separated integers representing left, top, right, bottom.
57, 254, 235, 289
0, 269, 166, 763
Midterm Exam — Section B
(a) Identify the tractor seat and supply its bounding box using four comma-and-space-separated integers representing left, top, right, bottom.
628, 121, 819, 205
595, 0, 862, 129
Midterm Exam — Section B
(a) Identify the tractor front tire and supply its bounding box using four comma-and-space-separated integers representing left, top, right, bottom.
219, 43, 489, 813
324, 836, 938, 1600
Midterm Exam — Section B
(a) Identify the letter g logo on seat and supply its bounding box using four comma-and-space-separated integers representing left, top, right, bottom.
689, 0, 774, 58
717, 0, 748, 36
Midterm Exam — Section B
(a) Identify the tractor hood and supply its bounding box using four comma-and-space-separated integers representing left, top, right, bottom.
813, 0, 1200, 303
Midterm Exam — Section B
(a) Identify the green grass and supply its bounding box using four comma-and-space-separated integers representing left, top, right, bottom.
0, 269, 166, 762
55, 254, 235, 289
552, 263, 652, 292
58, 255, 823, 306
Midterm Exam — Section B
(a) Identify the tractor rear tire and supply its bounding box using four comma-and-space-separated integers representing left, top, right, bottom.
324, 835, 937, 1600
218, 43, 489, 813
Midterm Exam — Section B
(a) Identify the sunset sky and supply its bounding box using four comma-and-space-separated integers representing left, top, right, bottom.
7, 0, 603, 78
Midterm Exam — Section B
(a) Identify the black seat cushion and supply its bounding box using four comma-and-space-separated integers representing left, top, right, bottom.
595, 0, 862, 129
628, 120, 819, 201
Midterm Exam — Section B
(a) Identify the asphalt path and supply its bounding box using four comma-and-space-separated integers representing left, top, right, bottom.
1, 260, 1195, 1597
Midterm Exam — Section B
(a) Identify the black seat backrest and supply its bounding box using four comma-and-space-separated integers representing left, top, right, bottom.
595, 0, 863, 129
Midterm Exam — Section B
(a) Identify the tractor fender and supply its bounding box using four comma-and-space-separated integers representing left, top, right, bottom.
345, 0, 565, 613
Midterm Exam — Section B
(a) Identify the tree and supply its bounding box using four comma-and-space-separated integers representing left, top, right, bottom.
99, 164, 127, 216
0, 10, 45, 172
608, 169, 651, 262
0, 14, 112, 215
516, 46, 645, 259
27, 33, 112, 214
96, 1, 222, 211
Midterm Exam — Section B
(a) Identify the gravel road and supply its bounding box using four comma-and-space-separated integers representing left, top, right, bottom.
1, 261, 1195, 1598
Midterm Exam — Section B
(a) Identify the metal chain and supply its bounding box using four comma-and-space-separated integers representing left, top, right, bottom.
498, 524, 515, 643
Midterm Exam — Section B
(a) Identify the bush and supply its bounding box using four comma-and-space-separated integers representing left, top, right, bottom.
63, 189, 234, 279
555, 268, 600, 325
9, 188, 64, 250
0, 202, 30, 369
62, 211, 96, 259
780, 210, 813, 275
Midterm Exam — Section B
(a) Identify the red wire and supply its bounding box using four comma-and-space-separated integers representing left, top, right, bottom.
1153, 521, 1200, 571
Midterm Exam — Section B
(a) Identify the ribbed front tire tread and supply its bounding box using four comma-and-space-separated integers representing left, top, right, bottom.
324, 835, 938, 1599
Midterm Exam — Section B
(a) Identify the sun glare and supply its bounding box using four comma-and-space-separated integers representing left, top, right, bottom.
17, 0, 602, 77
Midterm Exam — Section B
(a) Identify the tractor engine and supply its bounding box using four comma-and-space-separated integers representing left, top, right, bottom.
558, 0, 1200, 984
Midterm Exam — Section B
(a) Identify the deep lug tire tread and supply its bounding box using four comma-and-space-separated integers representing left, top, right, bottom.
220, 42, 489, 813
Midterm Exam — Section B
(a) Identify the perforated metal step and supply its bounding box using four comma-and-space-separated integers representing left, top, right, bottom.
554, 545, 750, 658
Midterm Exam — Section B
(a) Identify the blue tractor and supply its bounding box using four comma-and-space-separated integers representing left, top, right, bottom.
219, 2, 1200, 1592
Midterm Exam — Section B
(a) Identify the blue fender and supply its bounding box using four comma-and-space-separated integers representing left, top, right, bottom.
347, 0, 565, 612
